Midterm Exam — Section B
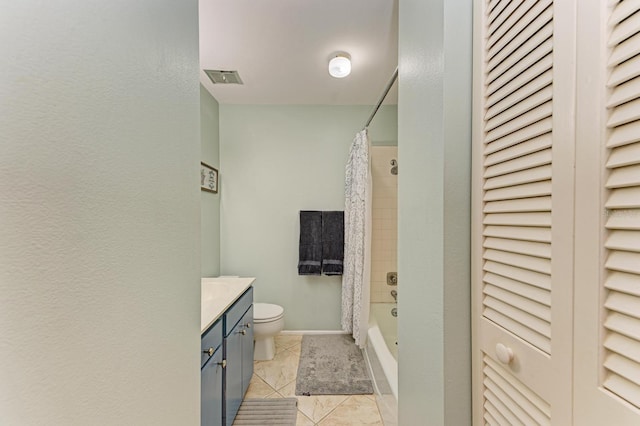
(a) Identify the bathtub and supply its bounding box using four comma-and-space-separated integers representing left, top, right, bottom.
365, 303, 398, 401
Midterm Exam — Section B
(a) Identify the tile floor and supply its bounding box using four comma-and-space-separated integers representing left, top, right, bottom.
244, 334, 385, 426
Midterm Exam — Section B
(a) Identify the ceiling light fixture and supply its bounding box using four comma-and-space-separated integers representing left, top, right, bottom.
328, 53, 351, 78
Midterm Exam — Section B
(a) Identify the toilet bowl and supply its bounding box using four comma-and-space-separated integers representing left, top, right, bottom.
253, 303, 285, 361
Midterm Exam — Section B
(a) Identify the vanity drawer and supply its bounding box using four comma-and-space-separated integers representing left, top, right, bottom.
224, 287, 253, 336
201, 318, 223, 368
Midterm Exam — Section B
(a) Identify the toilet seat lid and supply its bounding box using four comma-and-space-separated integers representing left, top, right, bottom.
254, 303, 284, 321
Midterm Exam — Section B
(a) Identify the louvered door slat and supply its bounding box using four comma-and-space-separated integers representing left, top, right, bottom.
484, 296, 551, 337
605, 312, 640, 342
484, 180, 552, 202
484, 272, 551, 306
484, 285, 551, 322
484, 261, 551, 290
483, 196, 552, 213
484, 225, 551, 243
484, 400, 508, 426
485, 148, 552, 178
610, 9, 640, 46
488, 9, 553, 73
606, 188, 640, 208
484, 102, 553, 145
608, 55, 640, 88
484, 361, 551, 425
603, 375, 640, 408
487, 56, 553, 111
484, 120, 552, 155
487, 26, 553, 85
605, 333, 640, 364
488, 0, 551, 56
484, 165, 552, 190
482, 356, 551, 425
605, 251, 640, 274
486, 71, 553, 121
484, 410, 499, 426
485, 87, 553, 133
607, 142, 640, 167
484, 248, 551, 275
488, 0, 514, 33
605, 271, 640, 296
607, 98, 640, 128
606, 291, 640, 319
484, 389, 523, 426
484, 378, 532, 426
608, 32, 640, 69
487, 0, 527, 42
606, 212, 640, 230
605, 230, 640, 252
607, 164, 640, 188
608, 76, 640, 108
609, 0, 640, 27
484, 237, 551, 258
485, 356, 552, 418
605, 353, 640, 385
484, 212, 551, 227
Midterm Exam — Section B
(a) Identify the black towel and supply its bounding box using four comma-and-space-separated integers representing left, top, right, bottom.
322, 211, 344, 276
298, 211, 322, 275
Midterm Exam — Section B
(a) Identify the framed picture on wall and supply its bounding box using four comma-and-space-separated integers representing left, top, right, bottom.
200, 162, 218, 194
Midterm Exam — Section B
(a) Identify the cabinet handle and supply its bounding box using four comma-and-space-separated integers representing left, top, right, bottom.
245, 322, 251, 328
203, 347, 214, 357
218, 359, 227, 368
239, 329, 246, 335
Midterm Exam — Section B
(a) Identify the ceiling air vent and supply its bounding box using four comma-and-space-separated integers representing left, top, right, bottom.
204, 70, 243, 85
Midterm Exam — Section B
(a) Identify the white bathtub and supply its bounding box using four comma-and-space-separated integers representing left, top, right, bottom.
366, 303, 398, 401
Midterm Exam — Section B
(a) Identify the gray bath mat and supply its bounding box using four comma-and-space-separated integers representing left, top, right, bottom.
295, 334, 373, 395
232, 398, 297, 425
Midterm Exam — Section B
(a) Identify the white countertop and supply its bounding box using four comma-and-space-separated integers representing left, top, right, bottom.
201, 277, 255, 334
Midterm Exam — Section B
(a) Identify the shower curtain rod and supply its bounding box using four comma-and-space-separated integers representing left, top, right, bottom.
364, 66, 398, 129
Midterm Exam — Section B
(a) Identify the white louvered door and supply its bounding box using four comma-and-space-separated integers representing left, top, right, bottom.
472, 0, 575, 424
574, 0, 640, 424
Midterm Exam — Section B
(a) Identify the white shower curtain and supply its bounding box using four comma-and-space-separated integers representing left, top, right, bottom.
341, 129, 372, 348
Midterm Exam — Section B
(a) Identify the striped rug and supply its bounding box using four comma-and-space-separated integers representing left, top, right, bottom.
232, 398, 298, 425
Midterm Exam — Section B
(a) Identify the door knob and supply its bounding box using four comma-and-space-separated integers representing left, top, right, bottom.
218, 359, 227, 368
203, 347, 214, 357
496, 343, 514, 365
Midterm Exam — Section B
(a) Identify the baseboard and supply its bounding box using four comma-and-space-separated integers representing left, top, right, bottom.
280, 330, 349, 335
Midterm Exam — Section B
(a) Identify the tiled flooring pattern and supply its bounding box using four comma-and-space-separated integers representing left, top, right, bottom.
245, 334, 384, 425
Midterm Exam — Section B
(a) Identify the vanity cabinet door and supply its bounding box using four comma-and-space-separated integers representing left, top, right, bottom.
201, 348, 223, 426
240, 305, 254, 397
224, 318, 244, 426
224, 306, 254, 426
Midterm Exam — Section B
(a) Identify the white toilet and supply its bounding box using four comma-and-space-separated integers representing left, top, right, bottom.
253, 303, 285, 361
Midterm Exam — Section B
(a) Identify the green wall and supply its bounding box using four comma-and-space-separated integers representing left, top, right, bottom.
201, 85, 221, 277
1, 1, 201, 423
398, 0, 472, 424
219, 105, 396, 330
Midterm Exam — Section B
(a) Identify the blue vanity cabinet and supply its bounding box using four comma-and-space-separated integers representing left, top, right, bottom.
223, 288, 254, 426
201, 319, 223, 426
241, 306, 254, 396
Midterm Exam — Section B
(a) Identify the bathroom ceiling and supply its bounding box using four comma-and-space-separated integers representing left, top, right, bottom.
199, 0, 398, 105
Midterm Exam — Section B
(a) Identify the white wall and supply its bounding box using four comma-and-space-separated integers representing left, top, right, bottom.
219, 105, 396, 330
201, 86, 221, 277
0, 2, 201, 424
397, 0, 472, 424
370, 146, 398, 303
